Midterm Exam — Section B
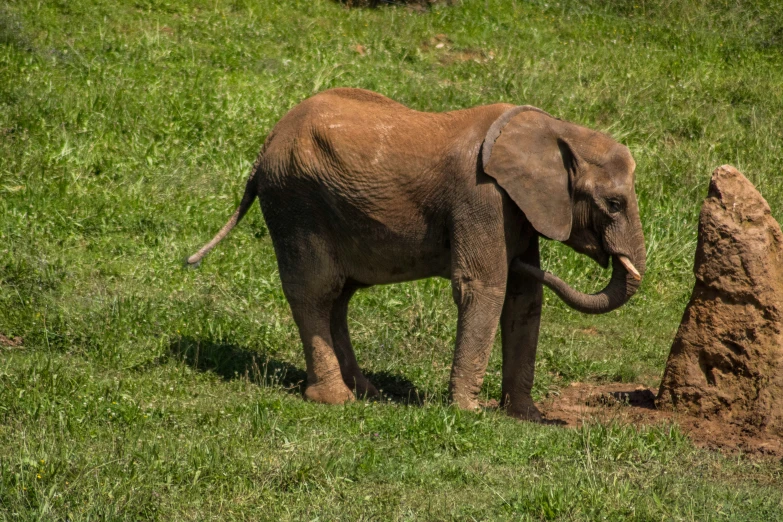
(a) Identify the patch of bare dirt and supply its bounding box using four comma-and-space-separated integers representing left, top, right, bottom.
420, 34, 495, 64
0, 333, 23, 348
420, 33, 453, 52
438, 48, 494, 65
537, 382, 783, 457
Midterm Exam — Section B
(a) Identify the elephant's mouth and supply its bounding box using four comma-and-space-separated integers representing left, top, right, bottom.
582, 250, 640, 281
565, 229, 610, 268
594, 250, 610, 269
590, 242, 640, 279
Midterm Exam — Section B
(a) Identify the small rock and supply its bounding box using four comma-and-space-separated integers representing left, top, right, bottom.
657, 165, 783, 437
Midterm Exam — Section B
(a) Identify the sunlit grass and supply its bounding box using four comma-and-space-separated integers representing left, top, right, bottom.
1, 0, 782, 519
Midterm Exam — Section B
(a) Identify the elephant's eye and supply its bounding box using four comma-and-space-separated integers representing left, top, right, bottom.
606, 198, 623, 213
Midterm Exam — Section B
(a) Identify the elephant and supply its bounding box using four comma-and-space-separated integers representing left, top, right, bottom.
187, 88, 645, 420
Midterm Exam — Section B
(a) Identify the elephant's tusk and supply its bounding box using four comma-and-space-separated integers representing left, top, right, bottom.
618, 255, 641, 281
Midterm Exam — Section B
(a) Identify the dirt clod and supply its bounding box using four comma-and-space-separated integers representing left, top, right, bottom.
0, 333, 23, 348
657, 165, 783, 439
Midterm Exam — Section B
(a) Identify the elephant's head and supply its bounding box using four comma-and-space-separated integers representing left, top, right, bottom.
482, 106, 646, 314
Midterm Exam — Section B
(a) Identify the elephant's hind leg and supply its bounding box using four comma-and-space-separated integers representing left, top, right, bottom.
330, 284, 378, 399
279, 255, 354, 405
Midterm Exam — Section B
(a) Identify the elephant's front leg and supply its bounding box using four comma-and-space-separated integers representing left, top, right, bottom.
500, 239, 543, 421
449, 273, 507, 410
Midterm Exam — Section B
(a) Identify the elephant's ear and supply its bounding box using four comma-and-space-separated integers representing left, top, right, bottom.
482, 106, 575, 241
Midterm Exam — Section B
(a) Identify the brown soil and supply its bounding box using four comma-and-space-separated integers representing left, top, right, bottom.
657, 166, 783, 437
419, 34, 495, 65
536, 382, 783, 457
0, 333, 23, 348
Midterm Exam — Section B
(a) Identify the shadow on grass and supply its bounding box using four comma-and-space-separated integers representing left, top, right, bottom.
168, 337, 427, 404
0, 6, 33, 51
365, 369, 426, 405
608, 388, 656, 409
334, 0, 449, 9
169, 337, 307, 395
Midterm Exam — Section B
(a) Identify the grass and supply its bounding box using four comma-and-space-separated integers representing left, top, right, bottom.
1, 0, 783, 519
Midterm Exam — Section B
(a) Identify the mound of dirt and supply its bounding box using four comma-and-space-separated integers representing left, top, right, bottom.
537, 382, 783, 456
533, 165, 783, 457
657, 165, 783, 438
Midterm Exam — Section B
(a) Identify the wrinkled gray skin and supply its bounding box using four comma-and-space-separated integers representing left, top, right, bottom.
188, 88, 646, 420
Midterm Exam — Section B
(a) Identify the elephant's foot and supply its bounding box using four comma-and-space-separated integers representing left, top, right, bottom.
450, 390, 481, 411
503, 395, 543, 422
345, 375, 379, 399
449, 368, 486, 410
304, 378, 355, 405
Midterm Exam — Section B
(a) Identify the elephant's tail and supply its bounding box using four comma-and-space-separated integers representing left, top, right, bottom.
186, 167, 259, 267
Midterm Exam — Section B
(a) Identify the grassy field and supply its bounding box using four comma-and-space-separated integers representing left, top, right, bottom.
2, 0, 783, 519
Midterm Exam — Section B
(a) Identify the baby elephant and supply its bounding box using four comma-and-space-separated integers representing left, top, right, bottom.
188, 88, 645, 420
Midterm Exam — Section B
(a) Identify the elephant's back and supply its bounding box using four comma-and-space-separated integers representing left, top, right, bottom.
308, 87, 409, 109
255, 88, 511, 228
259, 88, 434, 180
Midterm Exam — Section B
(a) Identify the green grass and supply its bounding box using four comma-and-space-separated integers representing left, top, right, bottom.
2, 0, 783, 519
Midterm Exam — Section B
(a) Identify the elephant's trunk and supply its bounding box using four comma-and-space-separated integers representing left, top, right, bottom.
512, 251, 644, 314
